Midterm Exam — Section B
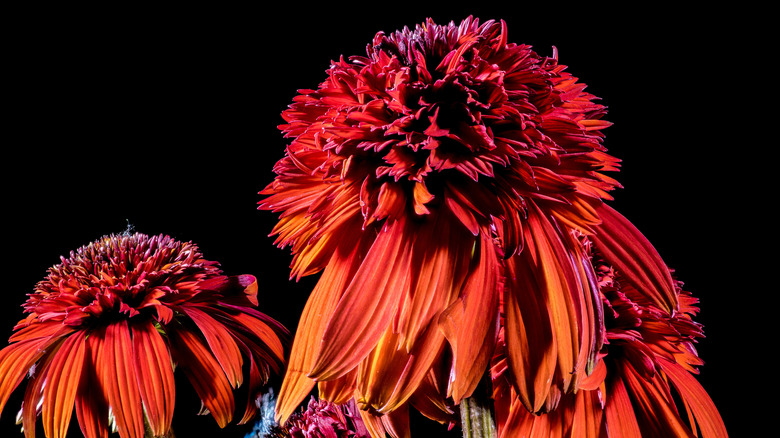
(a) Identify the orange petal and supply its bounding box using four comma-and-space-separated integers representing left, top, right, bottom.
0, 338, 48, 415
438, 230, 501, 403
356, 321, 446, 413
503, 253, 556, 413
276, 224, 368, 423
604, 376, 642, 437
309, 216, 412, 380
96, 322, 144, 438
75, 341, 110, 438
131, 321, 175, 437
181, 306, 244, 388
41, 331, 86, 438
591, 203, 678, 314
396, 210, 471, 353
661, 358, 728, 438
318, 367, 357, 405
168, 326, 234, 428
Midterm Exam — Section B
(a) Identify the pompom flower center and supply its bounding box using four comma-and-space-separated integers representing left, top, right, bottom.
22, 232, 222, 326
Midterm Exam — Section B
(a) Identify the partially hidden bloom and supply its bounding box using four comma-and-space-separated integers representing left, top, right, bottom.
259, 16, 724, 437
247, 391, 370, 438
0, 232, 288, 438
491, 233, 728, 437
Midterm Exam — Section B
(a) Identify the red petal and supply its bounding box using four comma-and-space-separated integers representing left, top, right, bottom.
661, 358, 728, 438
0, 339, 48, 415
168, 326, 234, 428
131, 321, 175, 437
504, 205, 599, 413
439, 230, 501, 403
75, 340, 110, 438
96, 322, 144, 438
604, 376, 642, 437
591, 203, 678, 314
42, 331, 87, 438
356, 322, 445, 413
309, 216, 412, 380
276, 227, 368, 423
181, 306, 244, 388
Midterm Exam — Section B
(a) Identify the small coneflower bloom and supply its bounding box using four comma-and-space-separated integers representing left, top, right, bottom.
0, 232, 287, 438
259, 16, 695, 435
491, 232, 727, 437
253, 395, 371, 438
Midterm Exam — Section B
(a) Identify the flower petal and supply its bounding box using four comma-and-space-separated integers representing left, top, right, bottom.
438, 230, 501, 403
603, 376, 641, 437
181, 306, 244, 388
276, 222, 368, 423
75, 342, 110, 438
41, 330, 87, 438
309, 216, 412, 380
96, 322, 145, 438
131, 321, 175, 437
591, 203, 678, 314
168, 326, 234, 428
0, 339, 48, 416
660, 358, 728, 438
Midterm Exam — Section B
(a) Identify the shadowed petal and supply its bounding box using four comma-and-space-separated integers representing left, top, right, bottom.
439, 230, 501, 403
661, 358, 728, 438
131, 321, 175, 437
97, 322, 144, 438
592, 204, 678, 314
309, 216, 413, 381
0, 339, 48, 416
168, 326, 234, 428
181, 306, 244, 388
75, 340, 110, 438
41, 330, 87, 438
356, 321, 446, 413
276, 219, 368, 423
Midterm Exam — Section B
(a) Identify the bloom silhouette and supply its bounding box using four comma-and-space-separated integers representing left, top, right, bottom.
0, 232, 287, 438
259, 15, 722, 436
491, 225, 727, 437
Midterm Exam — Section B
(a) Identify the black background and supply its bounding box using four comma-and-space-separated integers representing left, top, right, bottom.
2, 3, 767, 437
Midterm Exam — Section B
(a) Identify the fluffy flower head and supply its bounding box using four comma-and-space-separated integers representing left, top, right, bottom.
0, 232, 287, 438
260, 16, 688, 436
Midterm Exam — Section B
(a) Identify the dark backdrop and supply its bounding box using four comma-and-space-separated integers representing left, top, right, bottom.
3, 3, 763, 436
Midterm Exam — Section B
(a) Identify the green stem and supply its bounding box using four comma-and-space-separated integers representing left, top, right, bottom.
460, 389, 497, 438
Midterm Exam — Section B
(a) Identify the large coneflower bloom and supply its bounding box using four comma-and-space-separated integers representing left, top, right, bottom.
0, 232, 287, 438
491, 232, 727, 437
259, 16, 700, 434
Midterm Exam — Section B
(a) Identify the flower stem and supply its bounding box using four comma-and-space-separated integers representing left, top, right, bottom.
459, 384, 497, 438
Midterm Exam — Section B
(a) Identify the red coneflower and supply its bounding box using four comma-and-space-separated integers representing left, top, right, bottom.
491, 226, 727, 437
258, 16, 717, 436
0, 232, 287, 438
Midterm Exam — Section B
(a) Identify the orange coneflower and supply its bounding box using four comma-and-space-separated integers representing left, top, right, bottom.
259, 16, 715, 436
491, 224, 727, 437
0, 232, 287, 438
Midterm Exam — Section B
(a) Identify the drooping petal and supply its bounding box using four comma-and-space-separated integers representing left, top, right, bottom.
131, 321, 175, 437
603, 376, 642, 438
309, 216, 413, 381
95, 322, 144, 438
276, 218, 369, 423
356, 321, 445, 413
41, 330, 87, 438
75, 341, 110, 438
661, 357, 728, 438
591, 203, 678, 314
181, 306, 244, 388
0, 339, 48, 416
438, 229, 501, 403
168, 326, 235, 428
